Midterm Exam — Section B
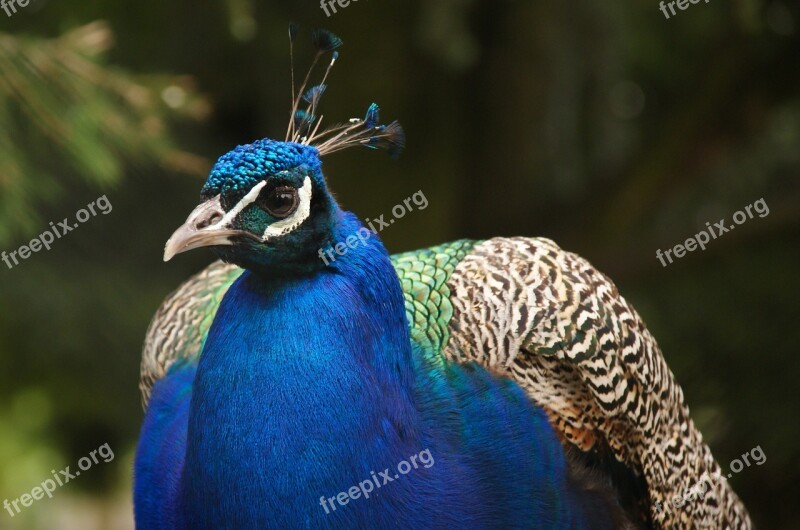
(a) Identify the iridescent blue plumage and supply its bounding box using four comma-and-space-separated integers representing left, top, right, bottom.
310, 29, 343, 53
136, 206, 623, 529
364, 102, 380, 129
135, 27, 628, 529
201, 140, 321, 200
302, 84, 327, 106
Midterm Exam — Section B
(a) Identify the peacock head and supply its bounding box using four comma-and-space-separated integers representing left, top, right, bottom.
162, 29, 404, 275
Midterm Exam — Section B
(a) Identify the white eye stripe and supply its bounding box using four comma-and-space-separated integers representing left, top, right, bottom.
209, 180, 268, 230
262, 176, 313, 240
209, 176, 313, 241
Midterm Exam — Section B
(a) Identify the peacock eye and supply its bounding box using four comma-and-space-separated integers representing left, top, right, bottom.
259, 185, 299, 219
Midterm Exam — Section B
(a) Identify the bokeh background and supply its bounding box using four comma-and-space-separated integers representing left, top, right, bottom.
0, 0, 798, 528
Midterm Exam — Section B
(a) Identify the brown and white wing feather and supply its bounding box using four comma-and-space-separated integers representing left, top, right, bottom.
139, 261, 242, 406
443, 237, 751, 529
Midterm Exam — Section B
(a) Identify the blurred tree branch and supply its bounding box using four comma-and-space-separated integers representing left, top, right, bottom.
0, 21, 209, 246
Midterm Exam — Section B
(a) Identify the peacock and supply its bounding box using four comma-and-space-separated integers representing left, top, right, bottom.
134, 29, 752, 529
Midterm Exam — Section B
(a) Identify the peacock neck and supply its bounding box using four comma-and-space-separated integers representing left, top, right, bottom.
180, 212, 422, 527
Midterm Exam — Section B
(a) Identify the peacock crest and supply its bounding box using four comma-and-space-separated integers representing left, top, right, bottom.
285, 26, 405, 158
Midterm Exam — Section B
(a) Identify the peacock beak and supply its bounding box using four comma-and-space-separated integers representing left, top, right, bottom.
163, 196, 254, 262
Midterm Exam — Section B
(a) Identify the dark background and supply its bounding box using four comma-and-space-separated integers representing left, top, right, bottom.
0, 0, 798, 528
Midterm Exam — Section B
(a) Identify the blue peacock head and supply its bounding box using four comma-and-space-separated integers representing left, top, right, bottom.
163, 28, 404, 274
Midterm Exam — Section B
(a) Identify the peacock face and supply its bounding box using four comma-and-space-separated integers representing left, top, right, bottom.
163, 139, 338, 274
161, 28, 404, 275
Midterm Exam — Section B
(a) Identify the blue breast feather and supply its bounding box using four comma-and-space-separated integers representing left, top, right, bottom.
134, 212, 619, 529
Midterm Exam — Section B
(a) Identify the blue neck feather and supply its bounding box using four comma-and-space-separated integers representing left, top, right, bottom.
181, 212, 428, 528
140, 211, 622, 529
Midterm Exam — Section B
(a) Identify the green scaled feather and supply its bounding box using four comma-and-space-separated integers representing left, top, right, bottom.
391, 239, 477, 367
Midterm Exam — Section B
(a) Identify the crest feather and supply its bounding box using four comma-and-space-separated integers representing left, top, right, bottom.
282, 26, 404, 158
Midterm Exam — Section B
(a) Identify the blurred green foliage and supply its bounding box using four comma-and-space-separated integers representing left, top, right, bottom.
0, 0, 798, 528
0, 21, 209, 246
